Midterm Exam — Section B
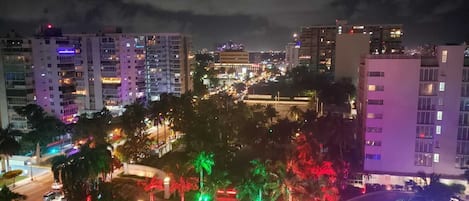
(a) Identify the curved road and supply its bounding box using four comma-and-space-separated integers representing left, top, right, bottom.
12, 171, 54, 201
348, 191, 414, 201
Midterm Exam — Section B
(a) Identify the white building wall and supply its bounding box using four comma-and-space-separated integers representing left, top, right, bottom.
363, 56, 424, 173
434, 45, 466, 176
361, 45, 469, 179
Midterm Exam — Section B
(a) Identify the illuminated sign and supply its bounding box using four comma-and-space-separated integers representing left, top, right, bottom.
57, 48, 76, 54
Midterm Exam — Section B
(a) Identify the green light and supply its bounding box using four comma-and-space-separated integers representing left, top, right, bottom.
196, 192, 212, 201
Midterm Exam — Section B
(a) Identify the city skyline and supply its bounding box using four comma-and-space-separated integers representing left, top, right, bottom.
0, 0, 468, 51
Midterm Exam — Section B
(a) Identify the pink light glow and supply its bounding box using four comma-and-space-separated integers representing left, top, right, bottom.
47, 24, 52, 29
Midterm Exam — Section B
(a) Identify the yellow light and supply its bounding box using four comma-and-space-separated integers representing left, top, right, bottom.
101, 77, 121, 84
164, 177, 170, 185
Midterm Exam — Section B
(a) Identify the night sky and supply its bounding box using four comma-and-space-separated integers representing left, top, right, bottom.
0, 0, 468, 50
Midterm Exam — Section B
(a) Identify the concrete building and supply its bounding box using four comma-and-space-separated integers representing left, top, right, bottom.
145, 33, 193, 101
358, 45, 469, 187
0, 32, 35, 130
299, 20, 403, 74
285, 43, 299, 71
220, 51, 249, 64
31, 25, 79, 124
66, 31, 147, 115
335, 34, 370, 85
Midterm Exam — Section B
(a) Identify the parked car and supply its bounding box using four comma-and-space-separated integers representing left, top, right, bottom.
51, 181, 63, 190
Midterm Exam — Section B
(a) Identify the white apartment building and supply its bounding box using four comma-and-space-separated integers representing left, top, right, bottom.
285, 42, 299, 72
145, 33, 193, 101
358, 45, 469, 188
67, 31, 146, 115
0, 34, 35, 130
31, 25, 79, 124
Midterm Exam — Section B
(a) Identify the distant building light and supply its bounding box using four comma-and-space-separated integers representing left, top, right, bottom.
353, 26, 364, 29
47, 24, 52, 29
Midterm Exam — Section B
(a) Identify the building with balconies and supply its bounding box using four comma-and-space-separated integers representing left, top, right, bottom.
0, 32, 35, 130
358, 45, 469, 189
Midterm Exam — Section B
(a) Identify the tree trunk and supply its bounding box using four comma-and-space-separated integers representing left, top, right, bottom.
6, 155, 10, 171
1, 155, 5, 172
180, 192, 185, 201
200, 170, 204, 190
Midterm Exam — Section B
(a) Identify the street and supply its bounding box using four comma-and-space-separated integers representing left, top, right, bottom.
348, 190, 414, 201
12, 171, 54, 201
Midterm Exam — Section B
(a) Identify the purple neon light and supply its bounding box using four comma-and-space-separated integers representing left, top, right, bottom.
57, 48, 76, 54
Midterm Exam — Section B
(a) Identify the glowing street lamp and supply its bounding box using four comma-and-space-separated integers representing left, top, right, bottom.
27, 161, 33, 181
164, 177, 170, 199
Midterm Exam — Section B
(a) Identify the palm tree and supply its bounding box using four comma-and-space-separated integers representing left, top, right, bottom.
0, 126, 21, 172
288, 106, 303, 121
192, 151, 215, 190
265, 105, 278, 123
52, 143, 113, 200
0, 185, 26, 201
50, 155, 67, 182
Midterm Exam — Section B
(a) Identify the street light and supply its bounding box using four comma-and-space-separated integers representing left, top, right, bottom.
27, 161, 33, 181
164, 177, 170, 199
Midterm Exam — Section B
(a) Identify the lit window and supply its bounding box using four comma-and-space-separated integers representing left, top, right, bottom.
439, 82, 445, 91
437, 111, 443, 120
368, 85, 376, 91
433, 153, 439, 163
126, 43, 130, 47
436, 125, 441, 135
441, 50, 447, 63
367, 113, 383, 119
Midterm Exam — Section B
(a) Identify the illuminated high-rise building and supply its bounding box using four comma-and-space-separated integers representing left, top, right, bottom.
358, 45, 469, 189
0, 32, 35, 130
31, 25, 79, 124
145, 33, 193, 101
298, 20, 403, 73
66, 30, 146, 115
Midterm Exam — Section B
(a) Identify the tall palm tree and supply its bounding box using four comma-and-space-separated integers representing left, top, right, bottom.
288, 106, 303, 121
192, 151, 215, 190
265, 105, 278, 123
52, 143, 113, 200
0, 126, 21, 172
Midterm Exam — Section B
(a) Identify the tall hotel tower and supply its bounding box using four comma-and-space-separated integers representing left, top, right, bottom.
358, 45, 469, 189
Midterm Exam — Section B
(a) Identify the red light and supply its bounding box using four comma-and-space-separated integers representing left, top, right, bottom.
349, 29, 354, 34
47, 24, 52, 29
419, 133, 425, 138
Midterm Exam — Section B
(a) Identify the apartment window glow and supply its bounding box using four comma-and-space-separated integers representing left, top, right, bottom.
433, 153, 439, 163
437, 111, 443, 120
439, 82, 445, 91
368, 85, 376, 91
441, 50, 448, 63
436, 125, 441, 134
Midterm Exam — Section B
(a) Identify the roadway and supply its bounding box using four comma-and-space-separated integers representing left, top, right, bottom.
347, 190, 414, 201
12, 170, 54, 201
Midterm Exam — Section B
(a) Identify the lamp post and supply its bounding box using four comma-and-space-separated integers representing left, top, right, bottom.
27, 161, 33, 181
163, 176, 170, 199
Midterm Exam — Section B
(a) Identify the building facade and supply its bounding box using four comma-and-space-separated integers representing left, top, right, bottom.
359, 45, 469, 179
0, 33, 35, 130
285, 43, 299, 71
31, 25, 80, 124
145, 33, 193, 101
299, 20, 403, 73
67, 32, 147, 115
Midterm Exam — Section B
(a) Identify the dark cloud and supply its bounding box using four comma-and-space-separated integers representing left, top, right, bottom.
0, 0, 468, 50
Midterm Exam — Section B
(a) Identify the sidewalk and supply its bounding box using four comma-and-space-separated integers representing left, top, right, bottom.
9, 166, 52, 190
